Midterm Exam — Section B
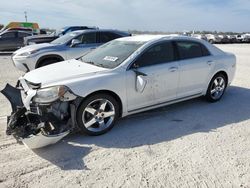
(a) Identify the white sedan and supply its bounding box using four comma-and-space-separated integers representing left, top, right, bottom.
1, 35, 236, 148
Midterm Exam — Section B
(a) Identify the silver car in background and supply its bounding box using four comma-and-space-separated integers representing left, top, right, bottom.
206, 34, 222, 44
1, 35, 236, 149
12, 29, 131, 72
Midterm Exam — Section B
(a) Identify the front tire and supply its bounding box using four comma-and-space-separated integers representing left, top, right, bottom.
76, 93, 119, 136
206, 73, 227, 102
37, 59, 60, 68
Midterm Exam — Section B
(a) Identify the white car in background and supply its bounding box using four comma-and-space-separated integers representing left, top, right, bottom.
206, 34, 222, 44
11, 29, 130, 72
2, 35, 236, 149
191, 34, 207, 41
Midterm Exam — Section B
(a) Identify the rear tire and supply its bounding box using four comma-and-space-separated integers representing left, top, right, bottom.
205, 73, 227, 102
76, 93, 120, 136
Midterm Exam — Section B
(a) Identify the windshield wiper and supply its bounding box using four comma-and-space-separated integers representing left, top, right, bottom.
84, 61, 95, 65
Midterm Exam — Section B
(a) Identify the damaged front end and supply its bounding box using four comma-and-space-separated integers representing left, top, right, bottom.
1, 80, 78, 149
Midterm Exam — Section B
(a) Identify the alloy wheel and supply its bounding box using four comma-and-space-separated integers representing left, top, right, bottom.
82, 98, 115, 132
210, 76, 226, 100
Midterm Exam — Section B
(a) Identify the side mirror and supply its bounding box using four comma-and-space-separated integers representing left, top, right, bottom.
136, 75, 147, 93
70, 39, 81, 47
132, 69, 147, 93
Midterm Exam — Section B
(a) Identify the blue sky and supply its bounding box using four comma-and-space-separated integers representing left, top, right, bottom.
1, 0, 250, 32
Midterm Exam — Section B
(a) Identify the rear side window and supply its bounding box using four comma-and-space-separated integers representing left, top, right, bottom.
134, 42, 174, 68
201, 44, 211, 56
99, 32, 121, 43
176, 41, 210, 60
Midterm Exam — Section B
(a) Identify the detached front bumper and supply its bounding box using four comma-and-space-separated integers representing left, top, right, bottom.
1, 83, 70, 149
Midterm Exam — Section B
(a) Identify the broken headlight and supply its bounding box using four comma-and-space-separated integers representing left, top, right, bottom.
33, 86, 67, 103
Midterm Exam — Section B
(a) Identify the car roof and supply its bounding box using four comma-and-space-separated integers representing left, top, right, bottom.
116, 34, 200, 42
71, 29, 130, 36
0, 30, 32, 35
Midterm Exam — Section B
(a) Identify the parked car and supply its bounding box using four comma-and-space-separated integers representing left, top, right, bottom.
24, 26, 98, 45
0, 30, 32, 51
12, 29, 131, 72
0, 22, 40, 34
227, 35, 237, 43
191, 34, 207, 41
218, 35, 230, 43
242, 34, 250, 43
206, 34, 222, 44
1, 35, 236, 149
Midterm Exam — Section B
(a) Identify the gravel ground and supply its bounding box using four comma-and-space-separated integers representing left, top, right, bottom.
0, 44, 250, 188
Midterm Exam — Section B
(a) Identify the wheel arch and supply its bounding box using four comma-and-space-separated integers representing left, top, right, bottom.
205, 70, 229, 95
213, 70, 228, 85
36, 54, 64, 68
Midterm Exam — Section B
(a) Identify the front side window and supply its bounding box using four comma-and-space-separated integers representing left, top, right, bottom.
99, 32, 121, 43
1, 32, 16, 39
134, 42, 175, 68
77, 32, 96, 44
176, 41, 210, 60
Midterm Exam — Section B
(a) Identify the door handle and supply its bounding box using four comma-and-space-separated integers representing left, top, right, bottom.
168, 67, 178, 72
207, 61, 214, 66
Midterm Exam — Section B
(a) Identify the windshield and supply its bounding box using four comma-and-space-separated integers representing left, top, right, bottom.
51, 32, 78, 45
80, 40, 145, 69
54, 27, 68, 36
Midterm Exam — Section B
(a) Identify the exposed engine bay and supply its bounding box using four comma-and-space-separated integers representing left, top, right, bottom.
1, 81, 79, 149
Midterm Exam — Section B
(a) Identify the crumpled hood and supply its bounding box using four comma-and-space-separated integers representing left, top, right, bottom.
23, 59, 108, 87
13, 43, 59, 55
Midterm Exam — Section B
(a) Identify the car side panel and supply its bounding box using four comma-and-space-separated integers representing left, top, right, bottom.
177, 56, 215, 98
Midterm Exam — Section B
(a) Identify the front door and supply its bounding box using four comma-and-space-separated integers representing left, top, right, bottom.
0, 31, 18, 51
67, 32, 99, 59
126, 41, 179, 112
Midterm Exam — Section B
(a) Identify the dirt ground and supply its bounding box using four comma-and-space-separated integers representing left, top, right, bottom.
0, 44, 250, 188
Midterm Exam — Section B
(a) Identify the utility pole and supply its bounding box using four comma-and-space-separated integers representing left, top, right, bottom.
24, 11, 27, 22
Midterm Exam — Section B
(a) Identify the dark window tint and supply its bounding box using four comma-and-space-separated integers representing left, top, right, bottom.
99, 32, 121, 43
201, 44, 210, 56
1, 32, 16, 38
18, 32, 31, 38
134, 42, 174, 68
77, 32, 96, 44
176, 41, 210, 59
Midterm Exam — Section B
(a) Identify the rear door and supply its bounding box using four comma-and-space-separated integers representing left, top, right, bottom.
126, 41, 179, 111
174, 40, 214, 98
67, 32, 98, 59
